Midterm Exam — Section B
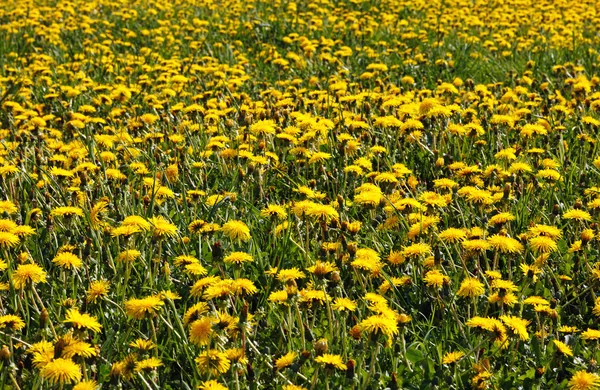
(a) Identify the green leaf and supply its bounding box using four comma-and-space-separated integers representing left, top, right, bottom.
405, 347, 425, 363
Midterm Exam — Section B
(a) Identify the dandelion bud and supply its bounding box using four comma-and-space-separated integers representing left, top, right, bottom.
298, 350, 311, 366
0, 345, 10, 361
391, 372, 399, 390
582, 229, 595, 244
110, 363, 122, 385
162, 263, 170, 276
212, 241, 223, 261
535, 367, 545, 379
225, 119, 234, 128
340, 221, 348, 232
54, 337, 68, 359
503, 183, 511, 199
435, 157, 444, 167
337, 194, 345, 207
329, 271, 341, 285
345, 359, 355, 382
40, 308, 49, 327
347, 242, 358, 256
363, 102, 371, 115
349, 325, 361, 340
434, 246, 442, 266
240, 301, 249, 324
552, 204, 560, 216
314, 338, 328, 356
246, 361, 255, 381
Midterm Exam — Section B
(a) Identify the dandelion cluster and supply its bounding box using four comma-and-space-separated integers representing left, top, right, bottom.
1, 0, 600, 387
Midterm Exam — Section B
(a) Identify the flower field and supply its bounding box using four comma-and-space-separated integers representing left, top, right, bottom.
2, 0, 600, 388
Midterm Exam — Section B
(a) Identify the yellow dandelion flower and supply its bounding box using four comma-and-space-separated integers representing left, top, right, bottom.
314, 354, 346, 370
456, 278, 485, 298
52, 252, 82, 269
12, 263, 47, 289
149, 216, 178, 238
442, 351, 465, 364
221, 220, 251, 242
63, 308, 102, 333
568, 371, 600, 390
40, 358, 82, 385
195, 349, 231, 376
124, 296, 164, 319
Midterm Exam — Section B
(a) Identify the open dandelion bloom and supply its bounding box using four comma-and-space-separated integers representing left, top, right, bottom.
0, 232, 19, 248
52, 252, 83, 269
124, 296, 164, 319
0, 314, 25, 331
456, 278, 485, 298
442, 351, 465, 364
195, 349, 231, 376
63, 308, 103, 333
221, 220, 251, 242
40, 358, 82, 385
149, 216, 178, 238
568, 371, 600, 390
12, 263, 47, 289
314, 354, 347, 370
359, 314, 399, 337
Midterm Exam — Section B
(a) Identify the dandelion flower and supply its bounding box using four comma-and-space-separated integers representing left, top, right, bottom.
402, 243, 432, 258
198, 380, 229, 390
221, 220, 251, 242
275, 352, 297, 370
457, 278, 485, 298
63, 308, 102, 333
86, 280, 110, 303
499, 315, 530, 340
0, 314, 25, 331
0, 232, 19, 248
195, 349, 231, 376
553, 340, 573, 357
12, 263, 47, 289
529, 236, 558, 253
582, 329, 600, 340
261, 204, 287, 220
149, 216, 178, 238
563, 209, 592, 222
52, 252, 83, 269
331, 297, 357, 311
315, 354, 347, 370
223, 251, 253, 265
50, 206, 84, 218
73, 380, 99, 390
442, 351, 465, 364
424, 270, 450, 289
359, 315, 398, 337
189, 317, 214, 346
487, 234, 524, 254
268, 290, 289, 305
568, 371, 600, 390
40, 358, 82, 385
135, 357, 163, 373
124, 296, 164, 319
439, 228, 467, 243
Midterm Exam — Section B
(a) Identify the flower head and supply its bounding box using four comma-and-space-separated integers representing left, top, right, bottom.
12, 263, 47, 289
221, 220, 251, 242
40, 358, 82, 385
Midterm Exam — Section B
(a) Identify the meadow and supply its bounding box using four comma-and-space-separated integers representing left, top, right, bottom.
1, 0, 600, 388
